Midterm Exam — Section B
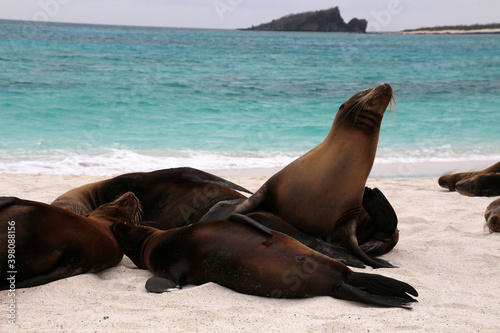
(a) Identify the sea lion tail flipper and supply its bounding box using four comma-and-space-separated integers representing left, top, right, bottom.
337, 272, 418, 308
145, 276, 180, 293
228, 213, 273, 236
362, 187, 397, 235
0, 197, 18, 210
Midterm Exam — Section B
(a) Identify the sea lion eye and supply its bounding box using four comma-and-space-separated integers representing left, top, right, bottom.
339, 104, 345, 110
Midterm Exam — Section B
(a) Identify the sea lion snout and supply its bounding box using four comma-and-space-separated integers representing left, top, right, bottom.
485, 198, 500, 233
90, 192, 142, 225
365, 83, 394, 113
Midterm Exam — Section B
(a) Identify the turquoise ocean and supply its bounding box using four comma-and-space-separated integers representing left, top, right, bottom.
1, 20, 499, 176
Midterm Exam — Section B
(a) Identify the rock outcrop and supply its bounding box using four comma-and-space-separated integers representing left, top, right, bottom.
245, 7, 367, 33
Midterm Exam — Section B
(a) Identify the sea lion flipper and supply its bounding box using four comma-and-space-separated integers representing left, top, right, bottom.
346, 229, 395, 269
228, 213, 273, 236
199, 198, 245, 222
318, 242, 366, 268
362, 187, 397, 235
145, 276, 179, 293
337, 272, 418, 308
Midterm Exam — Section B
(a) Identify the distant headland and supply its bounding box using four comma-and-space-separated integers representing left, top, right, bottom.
243, 7, 367, 33
401, 23, 500, 34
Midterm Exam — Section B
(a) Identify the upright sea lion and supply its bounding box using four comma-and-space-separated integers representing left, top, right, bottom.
51, 167, 250, 229
202, 84, 398, 268
0, 192, 140, 289
484, 198, 500, 233
438, 161, 500, 192
111, 219, 418, 308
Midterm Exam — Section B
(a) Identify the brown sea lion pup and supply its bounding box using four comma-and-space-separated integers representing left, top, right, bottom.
485, 198, 500, 233
438, 161, 500, 192
110, 217, 418, 308
0, 192, 140, 289
201, 84, 398, 268
455, 173, 500, 197
51, 167, 251, 230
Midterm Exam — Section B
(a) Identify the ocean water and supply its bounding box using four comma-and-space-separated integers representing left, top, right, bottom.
0, 20, 499, 176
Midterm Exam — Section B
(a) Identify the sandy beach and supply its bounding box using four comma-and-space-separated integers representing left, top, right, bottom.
400, 28, 500, 34
1, 171, 499, 332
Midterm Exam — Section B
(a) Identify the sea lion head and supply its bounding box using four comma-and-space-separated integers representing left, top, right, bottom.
485, 198, 500, 233
89, 192, 142, 225
334, 83, 394, 132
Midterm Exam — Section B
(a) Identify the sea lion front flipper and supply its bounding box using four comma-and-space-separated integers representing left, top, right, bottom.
199, 198, 245, 222
344, 219, 396, 269
145, 276, 180, 293
228, 213, 273, 236
200, 185, 269, 222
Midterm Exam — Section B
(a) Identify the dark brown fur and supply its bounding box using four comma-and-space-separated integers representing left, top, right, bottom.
111, 220, 418, 308
202, 84, 398, 268
0, 192, 140, 289
51, 167, 249, 229
438, 161, 500, 193
485, 198, 500, 233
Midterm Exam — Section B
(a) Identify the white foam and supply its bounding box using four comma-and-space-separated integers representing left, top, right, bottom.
0, 148, 498, 177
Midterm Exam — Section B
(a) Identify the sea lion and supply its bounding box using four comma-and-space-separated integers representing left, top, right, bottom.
51, 167, 251, 229
455, 173, 500, 197
0, 192, 140, 289
484, 198, 500, 233
438, 161, 500, 192
110, 218, 418, 308
52, 167, 366, 267
201, 83, 398, 268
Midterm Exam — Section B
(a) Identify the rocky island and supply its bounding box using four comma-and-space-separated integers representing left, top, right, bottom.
244, 7, 367, 33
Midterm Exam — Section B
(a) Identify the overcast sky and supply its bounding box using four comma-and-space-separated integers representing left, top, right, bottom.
1, 0, 499, 32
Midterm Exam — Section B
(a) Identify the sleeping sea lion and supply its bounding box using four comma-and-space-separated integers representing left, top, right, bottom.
52, 167, 366, 267
455, 173, 500, 197
51, 167, 251, 229
0, 192, 140, 289
201, 84, 398, 268
110, 218, 418, 308
438, 161, 500, 192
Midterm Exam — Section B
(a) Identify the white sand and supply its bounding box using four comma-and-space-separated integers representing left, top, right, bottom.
400, 28, 500, 34
1, 173, 499, 332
